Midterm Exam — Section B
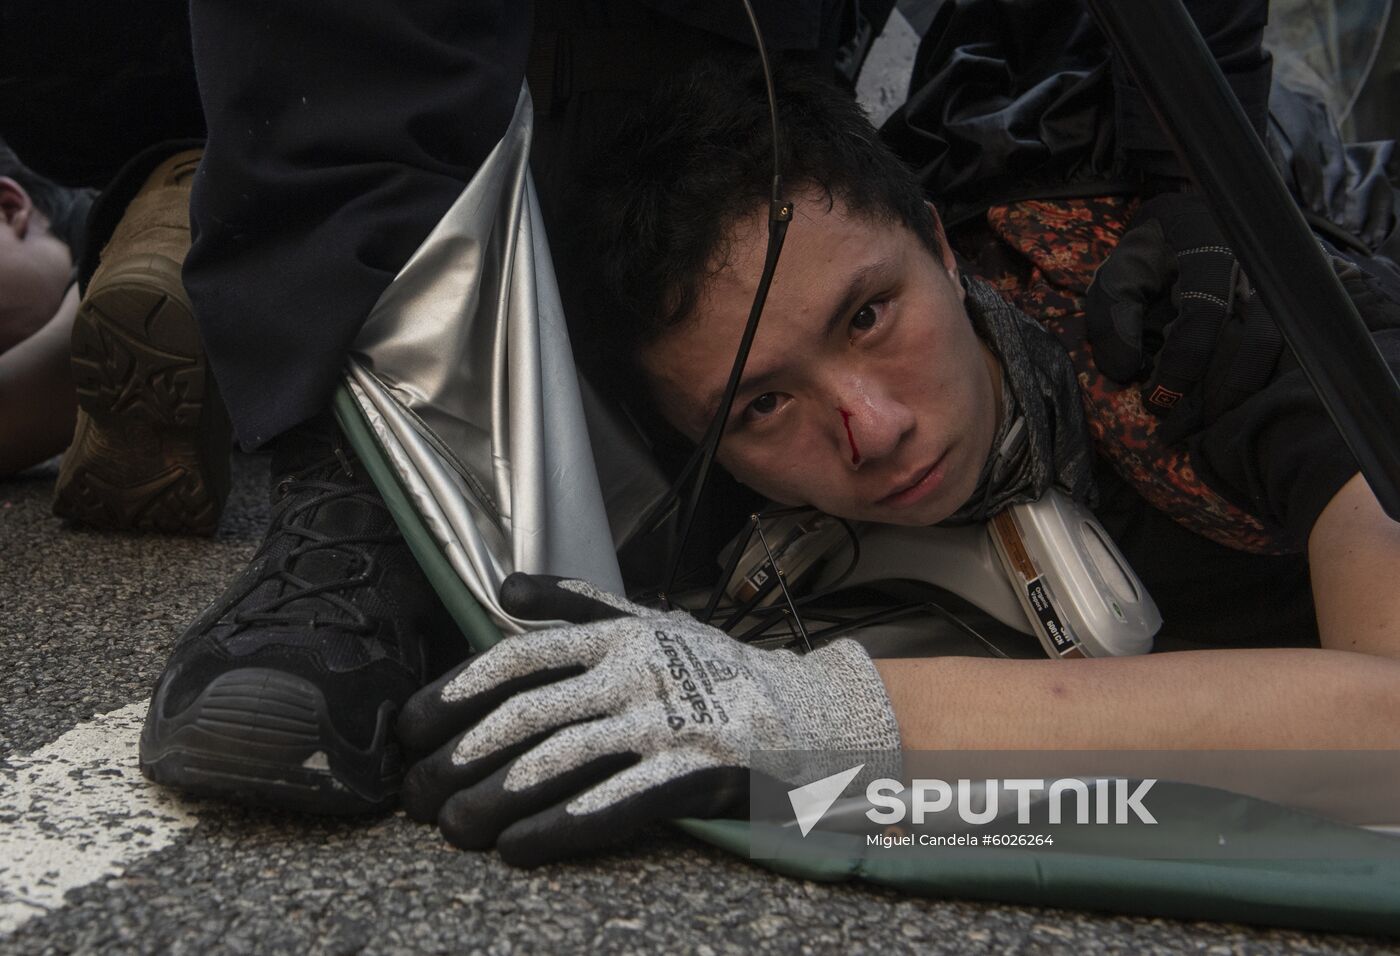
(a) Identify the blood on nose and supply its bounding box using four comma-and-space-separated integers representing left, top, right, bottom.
839, 408, 861, 465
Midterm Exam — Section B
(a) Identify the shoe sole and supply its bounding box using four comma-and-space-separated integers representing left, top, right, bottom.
140, 667, 401, 815
55, 258, 230, 535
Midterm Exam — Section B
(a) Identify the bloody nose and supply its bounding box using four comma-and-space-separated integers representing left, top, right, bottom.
839, 408, 862, 465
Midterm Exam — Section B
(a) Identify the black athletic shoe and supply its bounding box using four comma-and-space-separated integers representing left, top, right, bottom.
139, 414, 464, 814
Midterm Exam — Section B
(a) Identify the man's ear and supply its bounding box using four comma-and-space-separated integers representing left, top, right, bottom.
925, 200, 963, 300
0, 177, 33, 238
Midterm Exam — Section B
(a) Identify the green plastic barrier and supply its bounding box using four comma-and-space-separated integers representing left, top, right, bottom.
678, 810, 1400, 937
334, 385, 502, 650
335, 382, 1400, 938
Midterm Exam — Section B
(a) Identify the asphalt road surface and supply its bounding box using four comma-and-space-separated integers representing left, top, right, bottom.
3, 451, 1396, 955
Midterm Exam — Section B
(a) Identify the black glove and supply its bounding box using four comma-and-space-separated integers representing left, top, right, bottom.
396, 574, 900, 867
1087, 192, 1286, 444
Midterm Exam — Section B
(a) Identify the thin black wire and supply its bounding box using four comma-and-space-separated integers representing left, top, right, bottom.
719, 573, 780, 631
812, 602, 1009, 658
755, 520, 811, 651
687, 501, 1000, 658
744, 2, 784, 208
743, 601, 1012, 658
658, 0, 791, 607
703, 512, 760, 624
708, 513, 861, 630
645, 3, 998, 662
635, 443, 704, 539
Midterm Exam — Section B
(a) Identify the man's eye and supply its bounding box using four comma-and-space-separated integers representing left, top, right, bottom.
738, 392, 788, 427
851, 302, 882, 333
748, 392, 780, 416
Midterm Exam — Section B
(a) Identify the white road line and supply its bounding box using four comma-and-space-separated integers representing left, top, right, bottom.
0, 700, 197, 937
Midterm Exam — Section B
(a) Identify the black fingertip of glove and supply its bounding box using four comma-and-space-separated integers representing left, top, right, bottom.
1207, 291, 1283, 421
438, 751, 640, 858
1086, 220, 1176, 383
401, 727, 558, 824
500, 572, 634, 624
396, 656, 587, 754
499, 572, 564, 618
495, 765, 751, 868
401, 745, 462, 823
397, 659, 477, 755
395, 659, 485, 756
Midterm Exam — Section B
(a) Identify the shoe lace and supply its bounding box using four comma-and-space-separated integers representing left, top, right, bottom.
231, 453, 401, 635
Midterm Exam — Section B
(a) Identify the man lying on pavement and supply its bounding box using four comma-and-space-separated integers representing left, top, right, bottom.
396, 62, 1400, 866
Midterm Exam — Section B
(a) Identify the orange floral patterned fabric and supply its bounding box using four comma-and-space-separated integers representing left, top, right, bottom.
966, 197, 1290, 554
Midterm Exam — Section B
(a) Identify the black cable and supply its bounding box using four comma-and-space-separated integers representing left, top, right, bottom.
635, 442, 704, 539
659, 0, 792, 605
704, 513, 760, 624
742, 601, 1010, 659
708, 513, 862, 631
809, 602, 1008, 658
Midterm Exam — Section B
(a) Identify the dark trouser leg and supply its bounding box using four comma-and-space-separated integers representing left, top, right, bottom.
140, 1, 530, 813
185, 0, 531, 448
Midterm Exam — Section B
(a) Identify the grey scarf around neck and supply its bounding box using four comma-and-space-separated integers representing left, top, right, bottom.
939, 274, 1096, 525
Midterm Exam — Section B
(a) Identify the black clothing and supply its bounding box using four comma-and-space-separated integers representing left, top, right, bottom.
888, 0, 1400, 651
1093, 273, 1400, 649
1093, 459, 1320, 652
1108, 1, 1273, 176
638, 0, 857, 69
184, 0, 533, 449
186, 0, 860, 451
1189, 330, 1400, 552
1268, 84, 1400, 267
881, 0, 1399, 266
879, 0, 1277, 222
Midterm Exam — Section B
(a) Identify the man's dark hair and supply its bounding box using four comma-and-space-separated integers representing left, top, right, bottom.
0, 137, 95, 254
564, 57, 939, 396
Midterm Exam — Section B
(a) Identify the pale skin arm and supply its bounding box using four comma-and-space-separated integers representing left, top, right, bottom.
874, 471, 1400, 750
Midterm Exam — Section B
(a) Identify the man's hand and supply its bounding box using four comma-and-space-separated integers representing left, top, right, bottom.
1086, 192, 1285, 443
1087, 193, 1400, 446
397, 574, 900, 867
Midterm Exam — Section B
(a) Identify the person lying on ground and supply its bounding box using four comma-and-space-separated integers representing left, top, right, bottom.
396, 61, 1400, 867
132, 0, 867, 818
0, 138, 229, 533
0, 138, 91, 475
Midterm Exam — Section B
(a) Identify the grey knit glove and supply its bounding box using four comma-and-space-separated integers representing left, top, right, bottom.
398, 574, 901, 866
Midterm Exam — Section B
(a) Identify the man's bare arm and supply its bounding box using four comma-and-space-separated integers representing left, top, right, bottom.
874, 648, 1400, 750
873, 471, 1400, 751
1308, 471, 1400, 658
